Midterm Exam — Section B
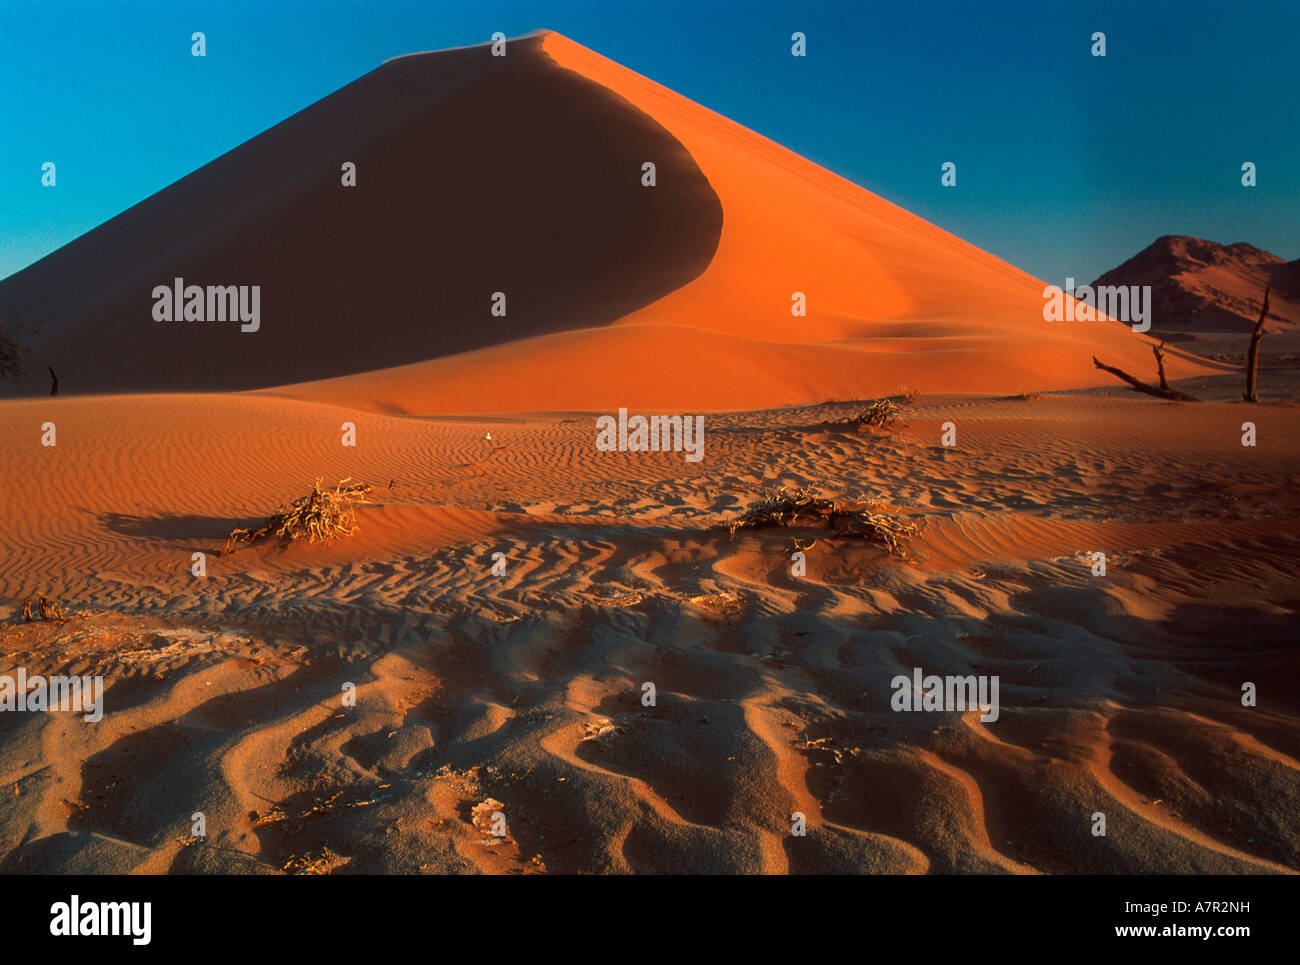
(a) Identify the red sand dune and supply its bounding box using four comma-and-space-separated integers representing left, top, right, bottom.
0, 31, 1211, 413
268, 32, 1217, 414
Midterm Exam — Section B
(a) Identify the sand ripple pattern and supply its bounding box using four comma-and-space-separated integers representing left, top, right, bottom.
1, 395, 1298, 873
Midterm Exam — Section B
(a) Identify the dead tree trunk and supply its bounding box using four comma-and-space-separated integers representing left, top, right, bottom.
1243, 287, 1269, 403
1152, 341, 1170, 391
48, 366, 58, 397
1092, 356, 1199, 401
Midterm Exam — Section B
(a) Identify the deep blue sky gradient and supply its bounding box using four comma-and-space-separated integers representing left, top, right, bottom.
1, 0, 1296, 283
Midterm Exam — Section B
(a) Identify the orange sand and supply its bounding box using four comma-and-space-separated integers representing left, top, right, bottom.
0, 34, 1293, 876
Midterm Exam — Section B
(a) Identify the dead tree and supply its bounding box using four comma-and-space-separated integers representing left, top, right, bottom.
1152, 341, 1171, 391
1092, 355, 1199, 402
1243, 287, 1269, 403
48, 366, 58, 396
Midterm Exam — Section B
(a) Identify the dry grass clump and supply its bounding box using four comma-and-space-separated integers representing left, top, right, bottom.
223, 478, 371, 555
281, 846, 341, 875
725, 486, 918, 555
21, 594, 69, 623
820, 397, 903, 433
855, 398, 901, 428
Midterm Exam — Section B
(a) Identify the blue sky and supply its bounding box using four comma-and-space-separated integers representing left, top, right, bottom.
1, 0, 1296, 284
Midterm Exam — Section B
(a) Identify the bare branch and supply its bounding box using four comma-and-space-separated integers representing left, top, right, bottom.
1092, 355, 1199, 402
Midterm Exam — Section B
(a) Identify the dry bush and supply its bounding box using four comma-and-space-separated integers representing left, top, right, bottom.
856, 398, 901, 428
819, 398, 903, 433
223, 478, 371, 555
21, 594, 69, 623
725, 486, 918, 555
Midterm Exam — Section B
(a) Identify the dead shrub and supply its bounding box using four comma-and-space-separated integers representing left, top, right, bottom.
724, 486, 918, 556
223, 478, 371, 555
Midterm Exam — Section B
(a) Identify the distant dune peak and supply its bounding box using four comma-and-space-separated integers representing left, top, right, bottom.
1147, 234, 1283, 271
1091, 235, 1299, 333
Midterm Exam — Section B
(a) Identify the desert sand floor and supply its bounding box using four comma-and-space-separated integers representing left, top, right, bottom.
1, 392, 1297, 874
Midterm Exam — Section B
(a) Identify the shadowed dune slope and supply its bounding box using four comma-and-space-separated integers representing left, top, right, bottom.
0, 33, 722, 396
